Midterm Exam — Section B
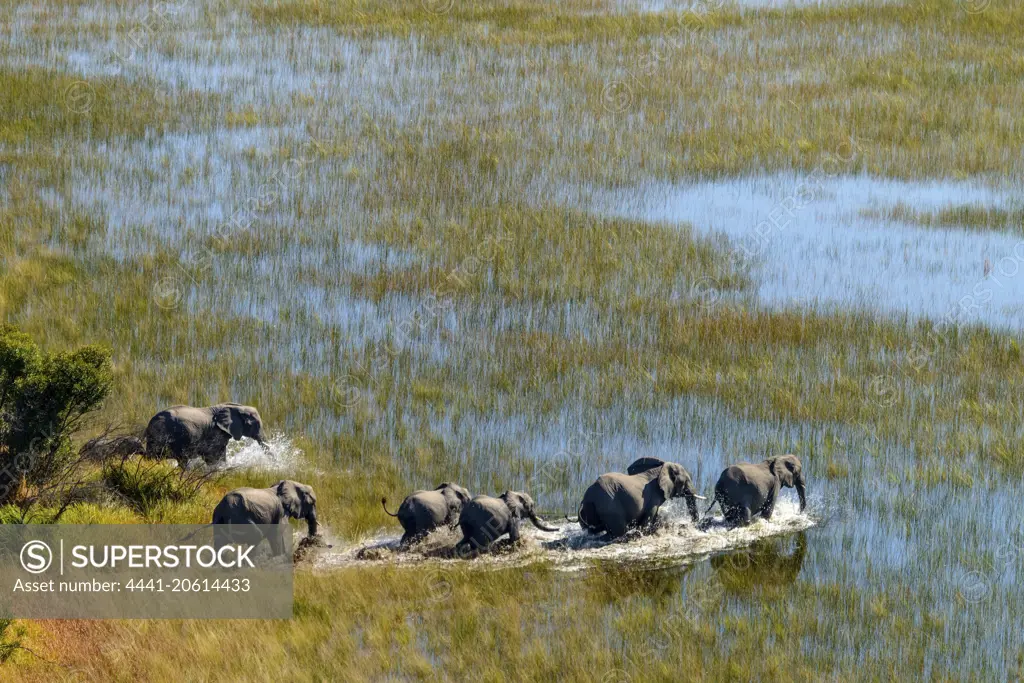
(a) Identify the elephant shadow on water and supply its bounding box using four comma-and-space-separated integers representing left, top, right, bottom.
581, 562, 692, 605
710, 532, 807, 595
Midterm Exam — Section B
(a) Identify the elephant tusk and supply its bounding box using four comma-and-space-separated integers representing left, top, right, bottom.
692, 494, 707, 500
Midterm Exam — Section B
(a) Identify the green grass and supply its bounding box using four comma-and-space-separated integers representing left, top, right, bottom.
6, 558, 1011, 681
863, 202, 1024, 233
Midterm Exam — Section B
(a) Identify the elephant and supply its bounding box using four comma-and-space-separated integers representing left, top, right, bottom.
577, 457, 705, 540
381, 482, 473, 546
710, 532, 807, 594
79, 434, 145, 461
455, 491, 559, 556
145, 403, 267, 467
212, 480, 318, 556
704, 454, 806, 527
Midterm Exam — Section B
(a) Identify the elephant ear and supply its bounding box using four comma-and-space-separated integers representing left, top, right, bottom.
438, 485, 459, 507
227, 407, 244, 440
501, 491, 524, 519
452, 485, 472, 504
627, 457, 666, 476
768, 457, 794, 487
212, 406, 234, 438
275, 480, 302, 518
657, 466, 675, 501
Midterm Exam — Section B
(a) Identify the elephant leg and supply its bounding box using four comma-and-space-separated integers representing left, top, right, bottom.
160, 440, 180, 462
736, 506, 752, 526
508, 522, 521, 544
760, 498, 776, 520
455, 536, 480, 559
213, 525, 229, 552
724, 505, 751, 527
267, 523, 286, 557
602, 518, 628, 540
636, 506, 661, 534
202, 444, 228, 467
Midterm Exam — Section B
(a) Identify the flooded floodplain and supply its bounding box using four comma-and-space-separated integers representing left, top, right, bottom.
3, 0, 1024, 680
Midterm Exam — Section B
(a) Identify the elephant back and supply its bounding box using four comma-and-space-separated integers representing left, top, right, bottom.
459, 496, 509, 531
215, 487, 285, 525
402, 491, 449, 523
149, 406, 210, 436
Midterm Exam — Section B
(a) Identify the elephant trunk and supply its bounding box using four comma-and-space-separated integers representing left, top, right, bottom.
528, 512, 559, 533
795, 477, 807, 513
306, 510, 318, 537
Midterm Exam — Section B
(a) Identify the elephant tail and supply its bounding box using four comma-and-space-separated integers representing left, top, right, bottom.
577, 503, 597, 531
563, 504, 584, 524
704, 495, 719, 516
381, 498, 399, 517
176, 523, 215, 545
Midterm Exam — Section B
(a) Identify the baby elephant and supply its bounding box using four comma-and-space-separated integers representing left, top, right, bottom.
455, 491, 558, 556
382, 482, 472, 546
212, 480, 318, 556
705, 454, 806, 527
578, 457, 705, 540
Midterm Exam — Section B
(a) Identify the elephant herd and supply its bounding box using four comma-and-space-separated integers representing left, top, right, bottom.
139, 403, 808, 559
383, 454, 808, 558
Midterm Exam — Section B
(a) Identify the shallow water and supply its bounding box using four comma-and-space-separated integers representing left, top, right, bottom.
598, 174, 1024, 329
311, 498, 815, 572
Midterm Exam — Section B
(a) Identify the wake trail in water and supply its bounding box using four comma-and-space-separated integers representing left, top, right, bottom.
309, 498, 821, 572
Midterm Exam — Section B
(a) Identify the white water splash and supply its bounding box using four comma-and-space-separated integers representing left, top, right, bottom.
221, 432, 302, 472
310, 498, 816, 571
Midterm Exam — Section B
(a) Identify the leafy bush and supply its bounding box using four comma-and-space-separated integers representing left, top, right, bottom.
0, 325, 112, 505
103, 456, 216, 515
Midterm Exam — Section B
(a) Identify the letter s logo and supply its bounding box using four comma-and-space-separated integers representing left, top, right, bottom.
20, 541, 52, 574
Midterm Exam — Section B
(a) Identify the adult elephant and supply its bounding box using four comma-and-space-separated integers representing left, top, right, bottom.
455, 491, 558, 556
145, 403, 267, 467
381, 482, 473, 546
212, 480, 318, 556
704, 454, 806, 526
577, 457, 705, 540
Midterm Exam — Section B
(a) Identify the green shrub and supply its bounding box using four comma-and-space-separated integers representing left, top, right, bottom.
0, 325, 112, 504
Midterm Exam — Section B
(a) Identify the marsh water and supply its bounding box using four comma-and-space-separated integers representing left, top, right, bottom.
6, 0, 1024, 678
599, 174, 1024, 328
